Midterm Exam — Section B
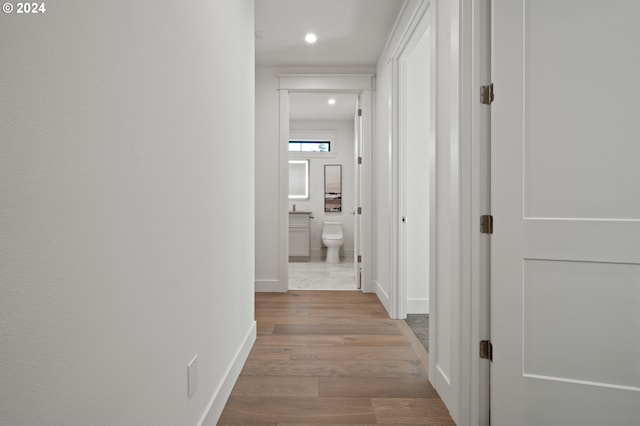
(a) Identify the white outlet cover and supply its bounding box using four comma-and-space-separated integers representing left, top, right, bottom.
187, 355, 198, 398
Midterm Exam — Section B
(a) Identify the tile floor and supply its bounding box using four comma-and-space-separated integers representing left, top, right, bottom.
288, 259, 357, 290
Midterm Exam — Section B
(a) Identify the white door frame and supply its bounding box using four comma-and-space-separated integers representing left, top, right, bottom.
460, 1, 491, 425
278, 74, 374, 293
390, 0, 435, 320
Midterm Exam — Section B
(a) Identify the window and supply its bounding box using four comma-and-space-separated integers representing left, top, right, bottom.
289, 130, 336, 158
288, 140, 331, 153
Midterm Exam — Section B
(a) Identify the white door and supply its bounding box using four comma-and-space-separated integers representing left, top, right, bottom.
403, 24, 431, 315
354, 98, 362, 289
492, 1, 640, 425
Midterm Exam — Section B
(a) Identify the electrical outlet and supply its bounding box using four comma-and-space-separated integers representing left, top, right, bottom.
187, 355, 198, 398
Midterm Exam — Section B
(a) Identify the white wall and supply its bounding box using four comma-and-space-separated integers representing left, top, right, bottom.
0, 2, 255, 425
289, 120, 355, 260
256, 66, 373, 291
255, 67, 282, 290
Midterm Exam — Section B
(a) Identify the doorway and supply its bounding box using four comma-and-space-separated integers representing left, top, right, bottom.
277, 74, 374, 293
398, 17, 433, 317
390, 2, 435, 321
287, 92, 359, 290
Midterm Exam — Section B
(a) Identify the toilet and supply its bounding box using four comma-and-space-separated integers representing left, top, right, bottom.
322, 221, 344, 264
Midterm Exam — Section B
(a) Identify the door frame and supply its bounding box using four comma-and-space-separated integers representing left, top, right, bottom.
454, 1, 492, 424
278, 74, 374, 292
390, 0, 435, 320
464, 1, 491, 425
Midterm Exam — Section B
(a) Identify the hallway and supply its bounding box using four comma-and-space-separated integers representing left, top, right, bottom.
218, 291, 453, 424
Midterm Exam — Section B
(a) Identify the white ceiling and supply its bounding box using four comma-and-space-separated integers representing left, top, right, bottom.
256, 0, 404, 121
255, 0, 405, 67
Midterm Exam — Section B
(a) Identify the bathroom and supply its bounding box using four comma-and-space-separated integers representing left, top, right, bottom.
287, 93, 359, 290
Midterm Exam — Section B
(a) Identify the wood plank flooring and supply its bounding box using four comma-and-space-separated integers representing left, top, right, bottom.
218, 291, 454, 425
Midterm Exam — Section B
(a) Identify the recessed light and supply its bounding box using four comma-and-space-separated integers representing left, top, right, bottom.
305, 33, 317, 44
328, 98, 336, 105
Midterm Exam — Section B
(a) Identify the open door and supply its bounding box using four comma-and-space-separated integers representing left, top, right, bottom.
354, 97, 362, 289
492, 1, 640, 424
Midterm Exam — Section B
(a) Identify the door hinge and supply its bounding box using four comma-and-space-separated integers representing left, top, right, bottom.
480, 83, 494, 105
357, 207, 362, 215
358, 156, 362, 164
480, 215, 493, 234
357, 255, 362, 263
358, 108, 362, 117
479, 340, 493, 361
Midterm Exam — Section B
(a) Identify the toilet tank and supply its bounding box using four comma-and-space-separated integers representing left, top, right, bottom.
322, 221, 343, 238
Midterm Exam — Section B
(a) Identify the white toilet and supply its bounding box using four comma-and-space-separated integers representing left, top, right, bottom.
322, 221, 344, 264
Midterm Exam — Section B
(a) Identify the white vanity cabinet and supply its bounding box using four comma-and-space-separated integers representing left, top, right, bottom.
288, 211, 311, 262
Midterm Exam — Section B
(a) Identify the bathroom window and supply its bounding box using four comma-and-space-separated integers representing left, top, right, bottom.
288, 140, 331, 153
289, 130, 337, 158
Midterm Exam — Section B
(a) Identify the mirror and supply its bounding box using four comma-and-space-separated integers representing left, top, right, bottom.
324, 164, 342, 212
288, 160, 309, 199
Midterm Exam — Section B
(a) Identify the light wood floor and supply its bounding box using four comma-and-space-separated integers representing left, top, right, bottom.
218, 291, 454, 425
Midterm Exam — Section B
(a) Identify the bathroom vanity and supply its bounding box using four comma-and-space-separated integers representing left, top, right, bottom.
288, 211, 312, 262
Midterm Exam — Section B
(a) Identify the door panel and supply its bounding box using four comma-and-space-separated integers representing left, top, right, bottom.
523, 259, 639, 389
521, 1, 640, 220
492, 1, 640, 424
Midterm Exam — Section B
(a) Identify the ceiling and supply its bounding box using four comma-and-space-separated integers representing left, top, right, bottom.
255, 0, 405, 67
256, 0, 404, 121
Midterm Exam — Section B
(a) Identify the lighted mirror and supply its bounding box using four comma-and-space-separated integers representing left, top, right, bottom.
288, 160, 309, 199
324, 164, 342, 212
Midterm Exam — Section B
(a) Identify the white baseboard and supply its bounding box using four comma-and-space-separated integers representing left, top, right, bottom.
199, 321, 256, 426
407, 298, 429, 314
374, 281, 392, 316
255, 279, 286, 292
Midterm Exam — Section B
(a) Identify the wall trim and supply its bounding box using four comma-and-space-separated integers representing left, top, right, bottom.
199, 321, 257, 426
407, 298, 430, 314
255, 279, 286, 293
278, 74, 374, 91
